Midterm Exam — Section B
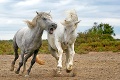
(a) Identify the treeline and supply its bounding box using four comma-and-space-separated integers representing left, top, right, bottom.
75, 22, 120, 53
0, 22, 120, 55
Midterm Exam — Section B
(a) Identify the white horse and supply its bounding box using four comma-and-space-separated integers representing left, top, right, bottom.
47, 10, 80, 74
10, 11, 57, 77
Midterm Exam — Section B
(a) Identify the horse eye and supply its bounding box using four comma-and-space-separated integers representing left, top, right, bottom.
65, 29, 67, 31
43, 18, 47, 20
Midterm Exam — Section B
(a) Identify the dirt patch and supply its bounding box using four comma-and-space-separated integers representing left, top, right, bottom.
0, 52, 120, 80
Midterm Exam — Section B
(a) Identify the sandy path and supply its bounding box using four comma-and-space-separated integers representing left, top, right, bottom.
0, 52, 120, 80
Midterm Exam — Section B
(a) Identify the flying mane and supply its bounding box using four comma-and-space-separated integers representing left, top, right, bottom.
24, 16, 38, 29
65, 9, 78, 22
24, 12, 52, 29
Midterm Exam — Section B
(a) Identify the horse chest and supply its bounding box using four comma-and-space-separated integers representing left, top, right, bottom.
63, 36, 76, 45
48, 35, 56, 49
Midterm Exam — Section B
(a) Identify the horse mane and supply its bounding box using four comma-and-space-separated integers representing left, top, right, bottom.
24, 12, 51, 29
24, 15, 38, 29
66, 9, 78, 22
61, 9, 80, 28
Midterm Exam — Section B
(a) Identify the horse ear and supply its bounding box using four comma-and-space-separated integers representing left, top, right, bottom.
61, 20, 66, 26
48, 10, 51, 14
36, 11, 39, 15
64, 20, 70, 23
65, 20, 67, 22
75, 20, 81, 25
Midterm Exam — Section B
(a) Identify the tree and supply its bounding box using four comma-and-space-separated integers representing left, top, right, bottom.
87, 22, 115, 40
76, 22, 116, 44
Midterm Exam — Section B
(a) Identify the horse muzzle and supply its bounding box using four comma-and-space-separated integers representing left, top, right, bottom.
49, 23, 57, 34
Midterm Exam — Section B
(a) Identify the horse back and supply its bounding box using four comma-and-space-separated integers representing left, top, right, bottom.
14, 27, 28, 49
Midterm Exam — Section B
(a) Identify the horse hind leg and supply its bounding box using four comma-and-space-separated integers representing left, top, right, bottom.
10, 40, 19, 71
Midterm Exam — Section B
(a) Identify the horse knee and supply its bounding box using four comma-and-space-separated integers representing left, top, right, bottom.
15, 54, 19, 60
58, 49, 63, 54
58, 49, 63, 57
19, 62, 23, 67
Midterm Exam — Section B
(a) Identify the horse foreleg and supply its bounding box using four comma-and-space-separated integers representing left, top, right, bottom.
15, 52, 24, 74
22, 52, 33, 75
49, 45, 59, 60
65, 49, 70, 72
66, 44, 75, 73
26, 50, 38, 77
56, 44, 63, 74
56, 49, 63, 74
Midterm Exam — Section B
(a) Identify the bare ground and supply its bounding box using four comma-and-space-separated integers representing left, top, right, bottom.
0, 52, 120, 80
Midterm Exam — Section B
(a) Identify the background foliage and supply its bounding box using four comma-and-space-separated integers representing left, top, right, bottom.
0, 22, 120, 55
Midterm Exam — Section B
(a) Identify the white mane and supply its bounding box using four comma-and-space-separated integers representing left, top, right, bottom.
65, 9, 78, 22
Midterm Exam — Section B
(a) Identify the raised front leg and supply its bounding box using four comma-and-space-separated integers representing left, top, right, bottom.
49, 44, 59, 60
66, 43, 75, 73
55, 42, 63, 74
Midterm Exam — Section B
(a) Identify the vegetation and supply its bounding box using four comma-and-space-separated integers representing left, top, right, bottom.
75, 22, 120, 54
0, 40, 14, 55
0, 22, 120, 55
0, 40, 49, 55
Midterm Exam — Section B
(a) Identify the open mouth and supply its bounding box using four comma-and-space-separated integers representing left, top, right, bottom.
49, 28, 54, 34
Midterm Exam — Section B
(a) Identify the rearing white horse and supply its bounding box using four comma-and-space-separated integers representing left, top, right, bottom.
47, 10, 80, 74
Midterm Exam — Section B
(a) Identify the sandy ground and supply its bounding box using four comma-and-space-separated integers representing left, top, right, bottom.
0, 52, 120, 80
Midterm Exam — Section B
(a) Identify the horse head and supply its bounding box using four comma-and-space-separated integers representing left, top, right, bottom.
25, 11, 57, 34
61, 9, 81, 44
61, 9, 81, 28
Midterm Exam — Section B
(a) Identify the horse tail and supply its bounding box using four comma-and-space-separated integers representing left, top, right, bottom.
36, 55, 45, 65
13, 34, 19, 58
13, 34, 18, 49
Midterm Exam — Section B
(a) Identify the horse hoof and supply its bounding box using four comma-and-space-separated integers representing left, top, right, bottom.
15, 71, 19, 74
56, 67, 62, 74
10, 68, 14, 71
66, 69, 72, 73
25, 75, 29, 77
10, 65, 14, 71
57, 71, 62, 74
66, 64, 73, 73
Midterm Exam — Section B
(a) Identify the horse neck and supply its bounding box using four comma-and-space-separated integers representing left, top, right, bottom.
32, 24, 44, 39
64, 26, 76, 35
63, 27, 77, 43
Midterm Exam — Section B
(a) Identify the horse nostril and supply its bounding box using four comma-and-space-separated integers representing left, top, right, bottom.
51, 24, 54, 27
51, 23, 55, 26
51, 23, 57, 29
54, 24, 57, 28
